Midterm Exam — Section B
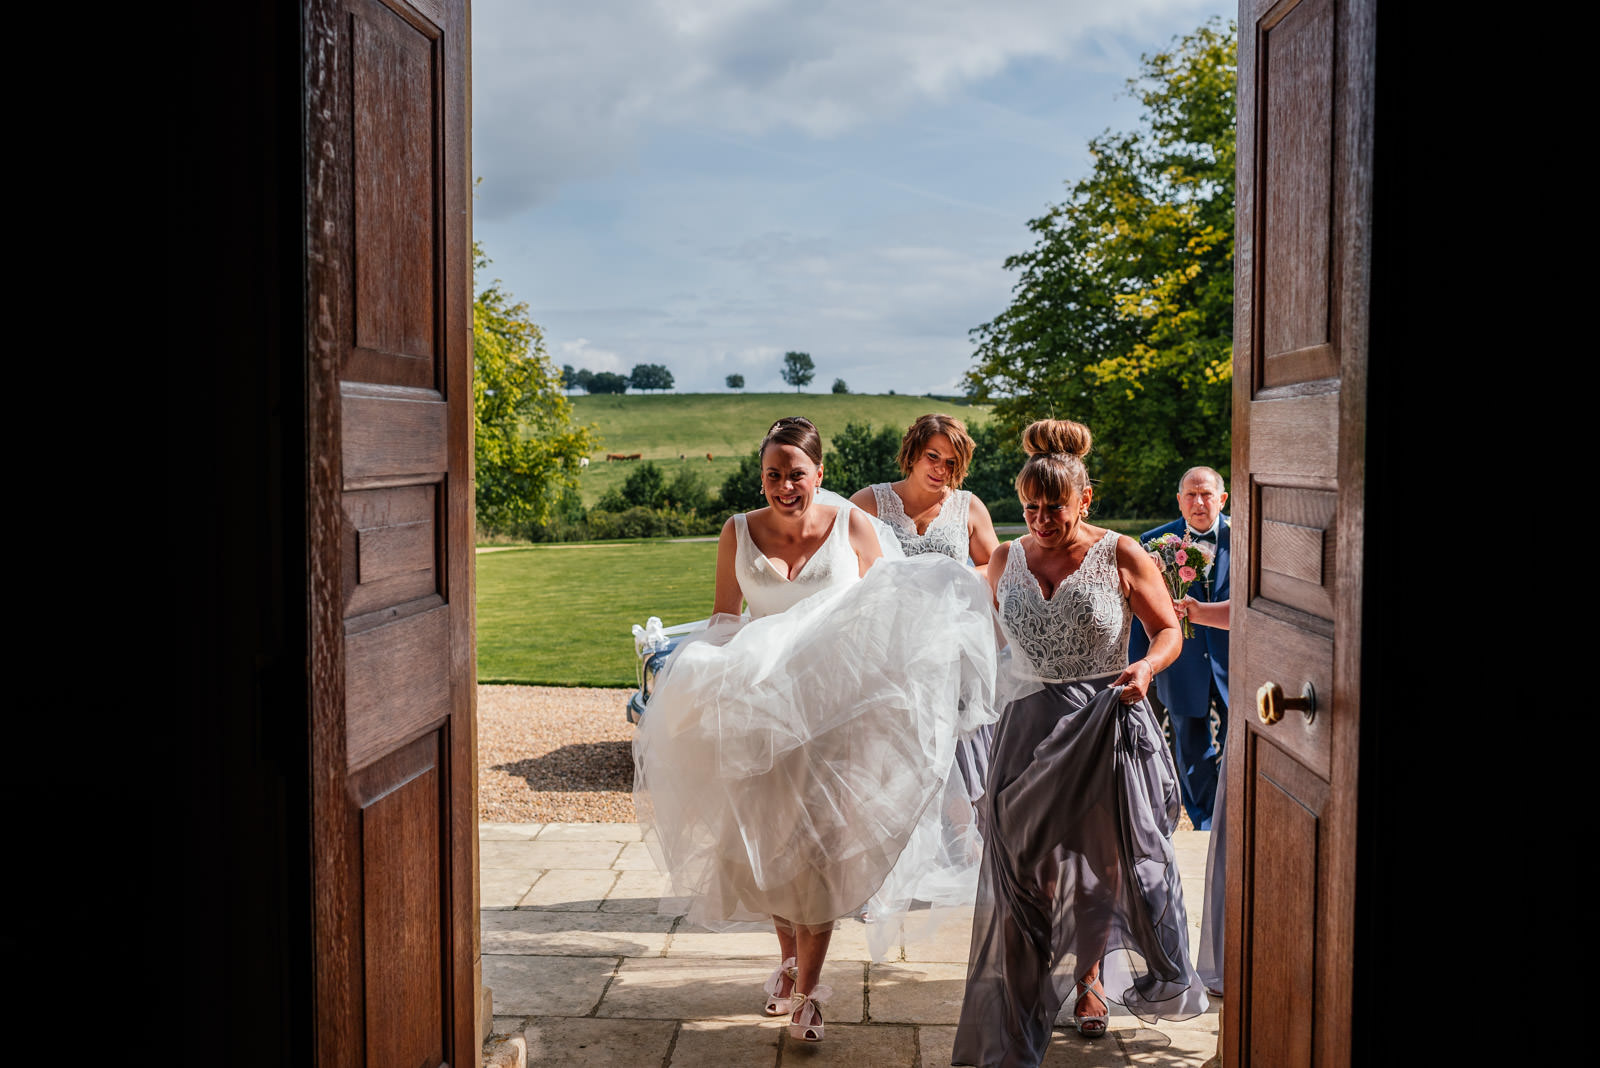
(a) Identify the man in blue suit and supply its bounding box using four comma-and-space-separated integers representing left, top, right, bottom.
1128, 466, 1229, 830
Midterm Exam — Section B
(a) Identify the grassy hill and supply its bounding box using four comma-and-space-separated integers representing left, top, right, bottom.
567, 392, 992, 507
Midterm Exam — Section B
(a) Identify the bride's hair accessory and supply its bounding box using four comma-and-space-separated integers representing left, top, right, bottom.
760, 416, 824, 465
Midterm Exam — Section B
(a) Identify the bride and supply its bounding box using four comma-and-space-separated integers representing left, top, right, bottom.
633, 416, 998, 1043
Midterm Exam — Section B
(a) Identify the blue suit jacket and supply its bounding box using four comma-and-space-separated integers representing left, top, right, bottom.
1128, 515, 1230, 719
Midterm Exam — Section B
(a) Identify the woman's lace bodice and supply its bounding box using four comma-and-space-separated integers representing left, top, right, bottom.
733, 505, 860, 618
997, 529, 1130, 680
870, 484, 971, 561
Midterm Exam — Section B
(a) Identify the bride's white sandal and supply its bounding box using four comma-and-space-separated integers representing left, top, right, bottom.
762, 957, 798, 1016
788, 984, 833, 1042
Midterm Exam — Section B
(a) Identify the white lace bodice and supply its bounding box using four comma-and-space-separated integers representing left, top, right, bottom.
733, 505, 860, 618
870, 484, 971, 562
996, 529, 1130, 681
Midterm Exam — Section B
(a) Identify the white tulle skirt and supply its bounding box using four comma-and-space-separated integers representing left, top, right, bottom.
633, 553, 999, 937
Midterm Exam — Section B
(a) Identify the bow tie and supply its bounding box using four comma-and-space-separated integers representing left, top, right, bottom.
1186, 527, 1217, 543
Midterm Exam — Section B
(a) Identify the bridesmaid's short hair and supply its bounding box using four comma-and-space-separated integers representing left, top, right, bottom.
759, 416, 824, 466
1015, 419, 1093, 503
897, 413, 974, 488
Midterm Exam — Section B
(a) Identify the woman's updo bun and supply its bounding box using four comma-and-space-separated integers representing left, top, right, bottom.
1015, 418, 1093, 504
1020, 419, 1091, 460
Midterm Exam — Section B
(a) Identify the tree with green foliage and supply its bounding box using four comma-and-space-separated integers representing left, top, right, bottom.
473, 243, 597, 532
832, 378, 849, 394
822, 422, 903, 493
781, 351, 815, 391
585, 371, 629, 394
718, 451, 766, 514
964, 19, 1235, 516
726, 374, 745, 390
628, 363, 675, 392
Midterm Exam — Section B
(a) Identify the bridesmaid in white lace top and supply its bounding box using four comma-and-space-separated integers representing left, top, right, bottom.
848, 413, 1000, 575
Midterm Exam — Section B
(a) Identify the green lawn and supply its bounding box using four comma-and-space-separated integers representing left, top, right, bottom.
475, 539, 719, 686
568, 392, 991, 507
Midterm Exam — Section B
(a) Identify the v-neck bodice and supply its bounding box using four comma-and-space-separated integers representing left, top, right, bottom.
733, 506, 860, 618
869, 484, 971, 561
996, 529, 1129, 681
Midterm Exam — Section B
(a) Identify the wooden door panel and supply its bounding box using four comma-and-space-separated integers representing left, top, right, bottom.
1237, 607, 1330, 778
357, 733, 448, 1068
341, 385, 449, 484
351, 0, 442, 380
1230, 0, 1371, 1062
308, 0, 473, 1062
1243, 743, 1324, 1068
1245, 393, 1337, 474
1258, 0, 1336, 386
346, 606, 453, 770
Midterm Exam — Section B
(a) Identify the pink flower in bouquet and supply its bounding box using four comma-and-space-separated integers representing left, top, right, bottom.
1179, 565, 1197, 582
1148, 551, 1165, 571
1176, 548, 1189, 565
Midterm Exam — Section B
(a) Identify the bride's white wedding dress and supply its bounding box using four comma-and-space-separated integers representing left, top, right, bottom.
633, 497, 998, 932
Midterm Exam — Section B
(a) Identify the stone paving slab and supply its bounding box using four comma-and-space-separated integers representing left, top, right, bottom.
479, 822, 545, 841
1117, 1024, 1221, 1065
522, 1016, 676, 1067
600, 957, 867, 1023
519, 868, 620, 911
482, 910, 675, 957
894, 907, 978, 963
666, 918, 879, 961
482, 954, 619, 1017
480, 839, 625, 870
612, 840, 658, 870
481, 867, 545, 909
780, 1022, 918, 1065
867, 962, 969, 1025
599, 869, 682, 914
535, 823, 643, 843
671, 1018, 785, 1066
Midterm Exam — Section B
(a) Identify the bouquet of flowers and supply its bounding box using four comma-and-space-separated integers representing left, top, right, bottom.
1142, 532, 1216, 639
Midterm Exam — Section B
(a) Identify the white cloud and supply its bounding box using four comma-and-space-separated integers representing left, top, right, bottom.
554, 337, 628, 373
472, 0, 1222, 218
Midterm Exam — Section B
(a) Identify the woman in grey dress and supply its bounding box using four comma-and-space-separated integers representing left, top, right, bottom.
952, 419, 1208, 1067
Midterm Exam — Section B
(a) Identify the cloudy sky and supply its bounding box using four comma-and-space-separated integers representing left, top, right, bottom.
471, 0, 1230, 396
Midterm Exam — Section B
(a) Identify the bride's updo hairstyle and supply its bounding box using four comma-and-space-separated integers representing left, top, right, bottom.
759, 416, 824, 467
1015, 418, 1093, 504
898, 413, 975, 488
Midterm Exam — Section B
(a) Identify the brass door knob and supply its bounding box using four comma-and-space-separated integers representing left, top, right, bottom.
1256, 680, 1316, 725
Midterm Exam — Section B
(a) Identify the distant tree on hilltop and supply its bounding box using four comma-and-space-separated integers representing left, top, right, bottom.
725, 373, 745, 390
628, 363, 674, 392
584, 371, 629, 394
781, 351, 815, 391
832, 378, 848, 394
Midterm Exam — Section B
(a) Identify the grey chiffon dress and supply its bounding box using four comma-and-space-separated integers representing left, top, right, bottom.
951, 531, 1207, 1067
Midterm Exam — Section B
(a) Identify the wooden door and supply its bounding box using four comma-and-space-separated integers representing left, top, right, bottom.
1226, 0, 1374, 1063
305, 0, 477, 1064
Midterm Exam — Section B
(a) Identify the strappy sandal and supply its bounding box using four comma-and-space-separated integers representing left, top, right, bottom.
1073, 977, 1109, 1039
762, 957, 798, 1016
788, 984, 833, 1042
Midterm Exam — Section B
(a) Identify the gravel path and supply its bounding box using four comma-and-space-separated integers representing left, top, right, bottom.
477, 684, 639, 823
